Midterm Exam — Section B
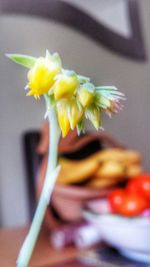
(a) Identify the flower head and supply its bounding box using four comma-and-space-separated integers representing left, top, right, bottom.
27, 51, 61, 98
7, 51, 125, 137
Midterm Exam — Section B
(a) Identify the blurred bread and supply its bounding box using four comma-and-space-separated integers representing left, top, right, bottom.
57, 157, 99, 185
126, 164, 143, 178
57, 148, 142, 186
87, 176, 119, 188
91, 148, 141, 165
94, 160, 125, 179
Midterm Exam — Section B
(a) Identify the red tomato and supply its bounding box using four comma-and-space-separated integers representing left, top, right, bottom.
126, 178, 140, 194
119, 194, 148, 217
138, 174, 150, 200
127, 174, 150, 200
108, 189, 125, 213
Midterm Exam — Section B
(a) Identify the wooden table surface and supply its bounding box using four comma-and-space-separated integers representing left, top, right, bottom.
0, 226, 92, 267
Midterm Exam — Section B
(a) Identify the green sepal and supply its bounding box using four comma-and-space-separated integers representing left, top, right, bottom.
96, 86, 125, 100
49, 94, 56, 107
77, 75, 90, 84
44, 94, 56, 118
95, 86, 118, 91
85, 105, 101, 130
81, 82, 95, 93
52, 52, 62, 66
95, 92, 110, 109
6, 54, 36, 68
46, 50, 62, 66
62, 69, 76, 77
45, 49, 52, 60
77, 120, 85, 135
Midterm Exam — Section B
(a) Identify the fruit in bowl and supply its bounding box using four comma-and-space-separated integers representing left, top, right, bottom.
36, 146, 143, 226
108, 173, 150, 217
83, 173, 150, 263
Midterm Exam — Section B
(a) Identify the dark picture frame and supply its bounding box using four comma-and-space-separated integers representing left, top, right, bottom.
0, 0, 147, 61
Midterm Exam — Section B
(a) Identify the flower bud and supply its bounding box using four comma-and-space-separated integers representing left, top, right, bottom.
27, 52, 61, 98
77, 83, 95, 108
68, 98, 83, 129
56, 100, 70, 137
54, 71, 79, 100
85, 105, 101, 130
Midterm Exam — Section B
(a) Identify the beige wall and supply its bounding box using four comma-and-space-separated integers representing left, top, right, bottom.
0, 1, 150, 227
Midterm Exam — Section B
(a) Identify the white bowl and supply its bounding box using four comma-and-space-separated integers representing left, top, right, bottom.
83, 211, 150, 263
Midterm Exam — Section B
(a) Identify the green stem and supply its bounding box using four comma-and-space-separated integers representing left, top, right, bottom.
17, 104, 60, 267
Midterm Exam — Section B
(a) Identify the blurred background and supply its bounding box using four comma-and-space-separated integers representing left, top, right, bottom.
0, 0, 149, 228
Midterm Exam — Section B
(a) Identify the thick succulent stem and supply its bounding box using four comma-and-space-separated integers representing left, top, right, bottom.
17, 105, 60, 267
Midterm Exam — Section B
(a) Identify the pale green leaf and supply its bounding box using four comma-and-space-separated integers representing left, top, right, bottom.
6, 54, 36, 68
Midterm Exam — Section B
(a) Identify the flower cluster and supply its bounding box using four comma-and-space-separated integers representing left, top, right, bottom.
7, 50, 125, 137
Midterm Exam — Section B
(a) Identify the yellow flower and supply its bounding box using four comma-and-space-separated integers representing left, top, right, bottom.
53, 71, 79, 100
7, 52, 125, 137
56, 97, 83, 137
27, 52, 61, 98
56, 99, 70, 137
68, 98, 83, 129
77, 83, 95, 108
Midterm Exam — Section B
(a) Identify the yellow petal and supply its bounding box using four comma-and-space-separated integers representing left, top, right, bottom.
54, 73, 79, 100
77, 83, 94, 108
68, 98, 83, 129
56, 100, 70, 137
27, 54, 61, 97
